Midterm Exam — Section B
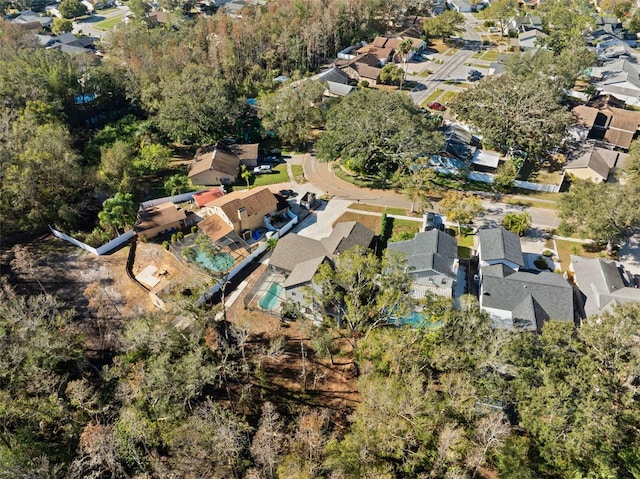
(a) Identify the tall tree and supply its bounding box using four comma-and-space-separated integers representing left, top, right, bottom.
481, 0, 518, 38
438, 190, 484, 234
423, 10, 465, 42
97, 192, 137, 237
155, 64, 241, 145
317, 88, 443, 178
449, 74, 572, 157
58, 0, 87, 18
258, 79, 326, 149
309, 245, 414, 349
397, 38, 413, 89
557, 178, 640, 250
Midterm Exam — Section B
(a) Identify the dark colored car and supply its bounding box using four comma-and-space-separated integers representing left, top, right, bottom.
279, 189, 295, 198
427, 101, 446, 111
467, 69, 484, 81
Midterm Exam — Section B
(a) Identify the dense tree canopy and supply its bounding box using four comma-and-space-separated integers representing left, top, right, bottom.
317, 89, 444, 177
557, 178, 640, 248
449, 74, 573, 157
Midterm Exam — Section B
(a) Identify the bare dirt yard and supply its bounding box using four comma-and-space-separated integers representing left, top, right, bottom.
2, 235, 360, 414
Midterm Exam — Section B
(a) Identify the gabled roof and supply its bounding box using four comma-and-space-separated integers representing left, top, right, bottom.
387, 229, 458, 279
270, 222, 374, 275
283, 256, 329, 289
478, 227, 524, 267
321, 221, 374, 255
481, 270, 575, 329
206, 187, 277, 219
197, 213, 234, 241
312, 67, 350, 85
564, 142, 628, 180
519, 29, 547, 42
189, 144, 241, 179
12, 9, 51, 26
571, 255, 640, 318
325, 81, 355, 96
136, 202, 186, 231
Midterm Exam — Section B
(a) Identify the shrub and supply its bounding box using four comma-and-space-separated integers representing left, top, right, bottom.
162, 240, 170, 250
542, 250, 553, 257
483, 20, 495, 27
534, 256, 550, 270
171, 233, 177, 243
176, 231, 184, 240
191, 226, 198, 234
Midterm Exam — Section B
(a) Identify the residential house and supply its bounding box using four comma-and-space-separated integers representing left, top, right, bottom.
595, 16, 623, 36
571, 255, 640, 318
563, 141, 629, 182
188, 143, 259, 186
311, 67, 355, 97
37, 32, 98, 55
571, 101, 640, 150
192, 187, 225, 208
591, 58, 640, 106
387, 229, 459, 299
337, 53, 382, 85
447, 0, 474, 13
515, 29, 548, 51
269, 221, 375, 318
11, 10, 52, 29
503, 14, 543, 35
356, 38, 395, 66
477, 227, 575, 331
595, 36, 638, 61
135, 202, 188, 240
198, 187, 285, 242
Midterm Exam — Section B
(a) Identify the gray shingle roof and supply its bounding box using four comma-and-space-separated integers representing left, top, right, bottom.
481, 270, 574, 329
283, 256, 328, 289
387, 229, 458, 278
478, 227, 524, 267
321, 221, 374, 255
269, 234, 329, 273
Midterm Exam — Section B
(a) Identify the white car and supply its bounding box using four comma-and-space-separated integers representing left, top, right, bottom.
253, 165, 272, 174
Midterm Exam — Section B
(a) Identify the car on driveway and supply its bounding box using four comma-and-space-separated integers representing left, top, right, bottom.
253, 165, 272, 174
427, 101, 446, 111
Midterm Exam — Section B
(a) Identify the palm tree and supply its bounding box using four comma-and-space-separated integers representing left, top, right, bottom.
398, 38, 413, 91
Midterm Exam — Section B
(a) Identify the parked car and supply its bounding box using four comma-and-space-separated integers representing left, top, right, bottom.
427, 101, 446, 111
467, 69, 484, 81
253, 165, 272, 174
279, 189, 295, 198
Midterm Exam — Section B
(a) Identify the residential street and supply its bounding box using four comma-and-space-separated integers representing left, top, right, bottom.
298, 154, 560, 230
72, 6, 128, 39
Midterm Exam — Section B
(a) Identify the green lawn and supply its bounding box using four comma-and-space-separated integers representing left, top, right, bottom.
386, 207, 408, 216
248, 166, 289, 187
440, 90, 460, 104
93, 14, 124, 31
457, 233, 475, 248
96, 7, 119, 14
472, 50, 500, 61
458, 246, 471, 259
290, 164, 305, 183
421, 89, 443, 106
555, 239, 601, 272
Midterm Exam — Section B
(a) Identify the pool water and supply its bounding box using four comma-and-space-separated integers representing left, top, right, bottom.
259, 283, 283, 310
393, 311, 442, 328
193, 248, 235, 272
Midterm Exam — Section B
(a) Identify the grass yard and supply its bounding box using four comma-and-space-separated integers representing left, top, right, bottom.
333, 212, 384, 234
457, 233, 475, 248
250, 166, 289, 187
291, 164, 305, 183
506, 198, 558, 211
439, 90, 460, 104
348, 203, 385, 213
93, 14, 124, 30
96, 7, 120, 14
421, 90, 443, 107
386, 207, 408, 216
427, 40, 450, 54
554, 239, 602, 272
458, 246, 472, 259
472, 50, 500, 61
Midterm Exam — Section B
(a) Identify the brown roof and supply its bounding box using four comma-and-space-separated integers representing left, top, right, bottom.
603, 128, 635, 149
384, 38, 401, 50
573, 105, 600, 128
366, 46, 394, 61
198, 213, 234, 241
565, 143, 620, 179
189, 144, 240, 179
233, 143, 259, 162
372, 36, 389, 48
587, 94, 626, 109
206, 187, 277, 220
136, 203, 186, 231
607, 107, 640, 132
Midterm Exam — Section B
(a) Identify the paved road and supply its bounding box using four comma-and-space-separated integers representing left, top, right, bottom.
300, 154, 560, 230
73, 6, 128, 39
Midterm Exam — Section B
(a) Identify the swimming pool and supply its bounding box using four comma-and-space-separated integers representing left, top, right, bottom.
392, 311, 442, 328
259, 283, 283, 310
191, 248, 235, 272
